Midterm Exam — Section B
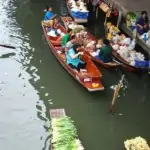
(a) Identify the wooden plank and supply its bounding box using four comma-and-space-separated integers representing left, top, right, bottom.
50, 109, 66, 119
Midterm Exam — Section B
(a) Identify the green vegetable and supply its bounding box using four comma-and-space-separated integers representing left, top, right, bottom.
50, 116, 83, 150
126, 11, 137, 22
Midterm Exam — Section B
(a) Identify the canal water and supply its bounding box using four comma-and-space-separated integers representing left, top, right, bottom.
0, 0, 150, 150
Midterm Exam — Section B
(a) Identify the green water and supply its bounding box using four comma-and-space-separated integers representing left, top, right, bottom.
0, 0, 150, 150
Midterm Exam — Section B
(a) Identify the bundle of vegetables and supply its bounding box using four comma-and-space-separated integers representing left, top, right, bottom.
124, 136, 150, 150
126, 12, 137, 28
50, 116, 84, 150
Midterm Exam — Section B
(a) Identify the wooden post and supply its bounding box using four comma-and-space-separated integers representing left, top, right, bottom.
148, 52, 150, 75
96, 5, 99, 19
117, 10, 122, 27
109, 75, 125, 113
104, 14, 107, 26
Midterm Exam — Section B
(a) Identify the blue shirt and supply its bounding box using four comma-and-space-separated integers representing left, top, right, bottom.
66, 48, 83, 67
44, 11, 54, 21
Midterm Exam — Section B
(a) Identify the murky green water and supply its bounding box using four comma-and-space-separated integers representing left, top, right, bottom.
0, 0, 150, 150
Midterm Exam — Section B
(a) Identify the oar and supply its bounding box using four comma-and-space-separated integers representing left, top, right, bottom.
109, 74, 125, 114
0, 44, 16, 49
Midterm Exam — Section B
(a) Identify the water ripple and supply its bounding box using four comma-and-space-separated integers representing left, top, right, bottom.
0, 0, 49, 150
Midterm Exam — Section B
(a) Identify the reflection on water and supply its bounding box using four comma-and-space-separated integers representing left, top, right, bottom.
0, 0, 49, 150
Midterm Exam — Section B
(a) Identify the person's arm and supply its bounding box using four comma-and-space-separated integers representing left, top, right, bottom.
136, 17, 143, 29
50, 14, 57, 20
99, 48, 104, 56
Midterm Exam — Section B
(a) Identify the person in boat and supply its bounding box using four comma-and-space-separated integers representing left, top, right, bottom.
42, 6, 57, 29
65, 35, 76, 50
98, 39, 112, 63
66, 44, 87, 72
44, 6, 55, 21
136, 11, 149, 35
96, 38, 103, 49
61, 29, 72, 48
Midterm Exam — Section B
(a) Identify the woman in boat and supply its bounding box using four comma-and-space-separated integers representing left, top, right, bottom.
136, 11, 149, 35
66, 44, 87, 72
61, 29, 72, 48
98, 39, 112, 63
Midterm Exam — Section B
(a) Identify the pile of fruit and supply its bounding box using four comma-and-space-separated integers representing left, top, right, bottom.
124, 136, 150, 150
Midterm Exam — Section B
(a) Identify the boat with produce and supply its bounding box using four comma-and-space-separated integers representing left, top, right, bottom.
66, 0, 89, 23
41, 20, 104, 91
105, 22, 149, 72
50, 109, 84, 150
61, 16, 120, 68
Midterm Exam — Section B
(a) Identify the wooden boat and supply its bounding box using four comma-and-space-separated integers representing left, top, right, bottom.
104, 24, 149, 72
61, 16, 120, 68
112, 49, 148, 72
66, 0, 88, 23
41, 21, 104, 91
50, 109, 84, 150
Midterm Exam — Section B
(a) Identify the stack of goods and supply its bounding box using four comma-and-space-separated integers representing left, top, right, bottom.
47, 29, 65, 37
124, 136, 150, 150
126, 12, 137, 31
68, 0, 89, 19
66, 21, 85, 30
75, 30, 96, 51
106, 22, 120, 41
106, 22, 147, 67
51, 116, 84, 150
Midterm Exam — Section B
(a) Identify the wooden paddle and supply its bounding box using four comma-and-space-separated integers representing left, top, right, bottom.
0, 44, 16, 49
109, 74, 125, 113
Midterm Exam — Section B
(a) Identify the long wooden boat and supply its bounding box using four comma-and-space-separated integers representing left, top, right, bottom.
104, 24, 149, 72
41, 21, 104, 91
50, 109, 84, 150
61, 16, 120, 68
66, 0, 88, 23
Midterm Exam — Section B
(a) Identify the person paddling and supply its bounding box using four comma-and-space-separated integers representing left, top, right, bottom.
44, 6, 55, 21
42, 6, 57, 29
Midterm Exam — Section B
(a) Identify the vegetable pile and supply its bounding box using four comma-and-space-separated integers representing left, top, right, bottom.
50, 116, 84, 150
124, 136, 150, 150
